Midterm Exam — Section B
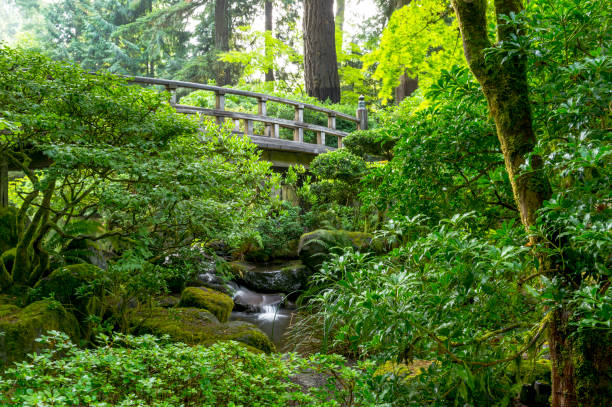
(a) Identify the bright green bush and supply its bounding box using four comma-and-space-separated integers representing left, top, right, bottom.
0, 331, 377, 406
310, 149, 367, 183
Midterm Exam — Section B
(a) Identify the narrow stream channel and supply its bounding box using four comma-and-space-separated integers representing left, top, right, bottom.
199, 266, 297, 351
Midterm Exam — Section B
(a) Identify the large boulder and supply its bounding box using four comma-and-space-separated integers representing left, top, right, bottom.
240, 261, 309, 294
245, 239, 300, 263
0, 299, 80, 366
298, 229, 377, 270
29, 263, 103, 318
0, 206, 19, 254
130, 306, 274, 353
178, 286, 234, 323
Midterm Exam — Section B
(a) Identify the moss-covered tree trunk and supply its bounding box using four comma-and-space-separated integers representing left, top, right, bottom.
451, 1, 610, 406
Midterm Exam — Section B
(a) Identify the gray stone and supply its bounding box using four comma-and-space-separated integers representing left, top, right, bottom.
240, 261, 309, 294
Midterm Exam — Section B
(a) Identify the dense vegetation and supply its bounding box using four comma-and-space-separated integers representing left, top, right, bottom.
1, 0, 610, 406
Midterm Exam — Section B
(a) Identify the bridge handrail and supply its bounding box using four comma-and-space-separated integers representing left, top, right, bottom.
128, 75, 368, 149
174, 105, 350, 139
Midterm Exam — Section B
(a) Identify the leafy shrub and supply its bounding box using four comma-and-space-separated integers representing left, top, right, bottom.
0, 331, 378, 407
290, 214, 540, 405
310, 150, 367, 183
343, 129, 397, 159
252, 201, 304, 259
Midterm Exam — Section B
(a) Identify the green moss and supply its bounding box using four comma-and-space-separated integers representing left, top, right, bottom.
0, 294, 18, 306
506, 359, 551, 384
1, 248, 16, 274
130, 307, 274, 353
571, 329, 612, 405
29, 263, 102, 317
0, 206, 18, 254
179, 286, 233, 323
0, 299, 80, 367
221, 261, 251, 278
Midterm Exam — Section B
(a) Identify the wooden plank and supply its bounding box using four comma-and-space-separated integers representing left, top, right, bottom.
215, 91, 225, 126
258, 97, 272, 137
175, 105, 350, 138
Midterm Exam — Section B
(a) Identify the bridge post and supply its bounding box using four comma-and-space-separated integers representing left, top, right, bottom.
294, 104, 304, 142
316, 131, 325, 145
215, 90, 226, 126
0, 155, 7, 208
257, 97, 272, 137
356, 95, 368, 130
165, 85, 177, 106
244, 119, 254, 136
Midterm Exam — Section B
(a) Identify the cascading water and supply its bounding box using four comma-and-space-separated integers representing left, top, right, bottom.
229, 280, 293, 351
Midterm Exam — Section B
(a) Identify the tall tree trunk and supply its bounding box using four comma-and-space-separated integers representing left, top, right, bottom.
215, 0, 231, 86
303, 0, 341, 103
451, 1, 611, 406
264, 0, 274, 82
394, 71, 418, 103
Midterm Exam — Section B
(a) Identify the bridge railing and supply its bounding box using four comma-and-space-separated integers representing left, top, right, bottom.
129, 76, 367, 149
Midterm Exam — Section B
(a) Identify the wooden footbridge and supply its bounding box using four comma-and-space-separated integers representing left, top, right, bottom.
1, 76, 368, 206
130, 77, 368, 168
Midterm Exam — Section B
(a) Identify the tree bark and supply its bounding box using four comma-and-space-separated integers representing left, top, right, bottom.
264, 0, 274, 82
303, 0, 341, 103
394, 71, 418, 103
215, 0, 231, 86
451, 1, 611, 406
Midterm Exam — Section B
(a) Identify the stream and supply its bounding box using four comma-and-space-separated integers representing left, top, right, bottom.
199, 262, 298, 351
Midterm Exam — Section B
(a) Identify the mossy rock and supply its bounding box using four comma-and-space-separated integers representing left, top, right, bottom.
240, 261, 309, 294
298, 229, 381, 270
179, 286, 233, 323
0, 299, 80, 366
0, 206, 19, 254
29, 263, 103, 317
130, 307, 274, 353
218, 261, 254, 279
157, 295, 180, 308
245, 239, 300, 263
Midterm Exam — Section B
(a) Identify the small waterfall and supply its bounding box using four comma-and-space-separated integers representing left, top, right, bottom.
228, 277, 293, 350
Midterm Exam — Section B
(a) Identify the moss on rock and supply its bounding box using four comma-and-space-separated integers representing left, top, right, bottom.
178, 286, 233, 323
0, 299, 80, 366
29, 263, 102, 317
298, 229, 380, 270
130, 307, 274, 353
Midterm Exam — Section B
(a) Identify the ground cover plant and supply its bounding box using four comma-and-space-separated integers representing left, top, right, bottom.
0, 331, 377, 407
